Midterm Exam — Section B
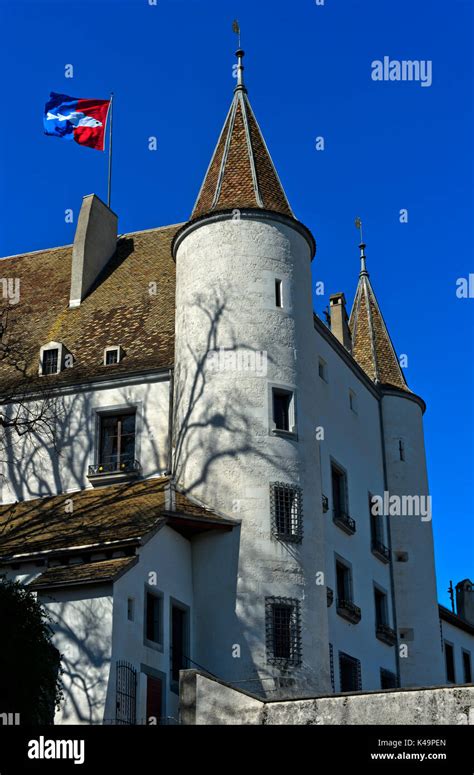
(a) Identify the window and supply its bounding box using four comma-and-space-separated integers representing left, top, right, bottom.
399, 439, 405, 461
41, 348, 59, 375
349, 390, 357, 413
272, 388, 295, 433
275, 279, 283, 308
99, 411, 136, 472
127, 598, 134, 622
380, 669, 398, 689
318, 358, 328, 382
339, 651, 361, 692
104, 346, 121, 365
462, 651, 472, 683
336, 559, 352, 603
270, 483, 303, 542
171, 603, 189, 687
265, 597, 301, 666
331, 463, 348, 520
370, 494, 390, 561
374, 587, 388, 627
145, 591, 162, 645
115, 661, 137, 725
445, 642, 455, 683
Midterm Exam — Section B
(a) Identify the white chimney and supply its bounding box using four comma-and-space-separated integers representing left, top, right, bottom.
69, 194, 117, 308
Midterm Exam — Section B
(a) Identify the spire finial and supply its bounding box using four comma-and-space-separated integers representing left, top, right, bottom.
232, 20, 246, 91
355, 217, 368, 275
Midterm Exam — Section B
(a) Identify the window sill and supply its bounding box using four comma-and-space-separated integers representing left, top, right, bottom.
376, 625, 397, 646
371, 542, 391, 564
336, 600, 361, 624
271, 429, 298, 440
333, 512, 357, 535
87, 460, 141, 487
144, 638, 164, 654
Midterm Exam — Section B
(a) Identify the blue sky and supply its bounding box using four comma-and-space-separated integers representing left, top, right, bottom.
0, 0, 472, 606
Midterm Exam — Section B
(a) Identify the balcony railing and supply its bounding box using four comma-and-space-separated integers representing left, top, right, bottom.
371, 539, 391, 563
88, 458, 141, 477
336, 598, 361, 624
333, 510, 356, 535
376, 623, 397, 646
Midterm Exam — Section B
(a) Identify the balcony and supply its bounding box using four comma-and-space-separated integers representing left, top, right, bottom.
371, 539, 391, 563
336, 598, 361, 624
88, 457, 141, 486
333, 510, 356, 535
376, 623, 397, 646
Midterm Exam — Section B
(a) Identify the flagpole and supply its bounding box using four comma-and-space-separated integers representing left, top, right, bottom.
107, 92, 114, 209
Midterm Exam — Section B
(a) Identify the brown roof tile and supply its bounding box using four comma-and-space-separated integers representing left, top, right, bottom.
191, 89, 293, 220
0, 477, 234, 560
0, 224, 180, 392
349, 272, 409, 392
29, 556, 137, 589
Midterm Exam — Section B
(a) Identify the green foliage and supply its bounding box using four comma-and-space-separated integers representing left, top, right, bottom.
0, 579, 63, 723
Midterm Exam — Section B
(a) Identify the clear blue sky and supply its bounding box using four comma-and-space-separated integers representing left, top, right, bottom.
0, 0, 472, 606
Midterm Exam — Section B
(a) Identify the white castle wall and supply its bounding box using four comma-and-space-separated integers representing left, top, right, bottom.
0, 375, 171, 504
440, 618, 473, 686
314, 328, 398, 690
173, 212, 331, 696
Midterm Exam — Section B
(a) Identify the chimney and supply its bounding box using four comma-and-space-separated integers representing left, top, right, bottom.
329, 293, 352, 351
69, 194, 118, 308
456, 579, 474, 625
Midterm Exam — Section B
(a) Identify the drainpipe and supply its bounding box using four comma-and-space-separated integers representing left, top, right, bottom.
378, 391, 401, 688
167, 368, 174, 477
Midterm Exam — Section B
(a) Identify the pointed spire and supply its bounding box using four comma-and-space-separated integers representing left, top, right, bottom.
349, 235, 409, 392
191, 49, 294, 221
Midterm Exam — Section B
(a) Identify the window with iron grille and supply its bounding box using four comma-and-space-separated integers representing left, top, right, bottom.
265, 597, 301, 667
270, 483, 303, 542
41, 348, 59, 375
115, 661, 137, 725
339, 651, 362, 692
380, 668, 398, 690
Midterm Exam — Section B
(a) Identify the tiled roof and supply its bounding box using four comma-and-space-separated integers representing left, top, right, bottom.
0, 477, 234, 560
0, 224, 180, 392
191, 88, 293, 220
349, 270, 409, 392
29, 556, 137, 590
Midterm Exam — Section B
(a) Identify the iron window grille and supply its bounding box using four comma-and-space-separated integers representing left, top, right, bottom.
270, 483, 303, 542
371, 539, 391, 563
332, 509, 356, 535
380, 668, 398, 690
115, 660, 137, 725
339, 651, 362, 692
41, 348, 59, 375
337, 598, 362, 624
265, 597, 302, 667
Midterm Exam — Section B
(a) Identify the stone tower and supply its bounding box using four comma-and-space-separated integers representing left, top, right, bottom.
172, 50, 331, 696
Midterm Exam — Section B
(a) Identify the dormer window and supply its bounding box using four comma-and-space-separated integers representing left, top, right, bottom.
39, 341, 65, 376
104, 346, 122, 366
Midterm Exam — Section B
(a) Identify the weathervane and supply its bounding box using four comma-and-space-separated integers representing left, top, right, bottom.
355, 216, 363, 245
232, 18, 241, 48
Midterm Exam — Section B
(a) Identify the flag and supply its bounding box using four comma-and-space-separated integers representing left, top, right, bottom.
44, 92, 111, 151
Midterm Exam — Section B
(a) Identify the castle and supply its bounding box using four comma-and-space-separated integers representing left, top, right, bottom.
0, 49, 472, 724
